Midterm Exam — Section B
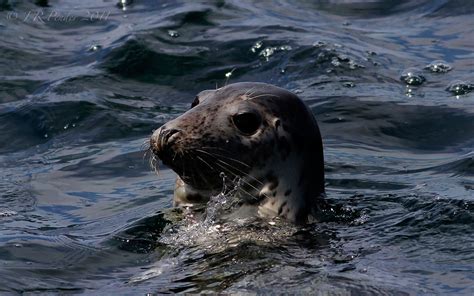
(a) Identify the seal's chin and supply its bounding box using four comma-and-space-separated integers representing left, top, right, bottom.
157, 151, 224, 192
178, 169, 223, 192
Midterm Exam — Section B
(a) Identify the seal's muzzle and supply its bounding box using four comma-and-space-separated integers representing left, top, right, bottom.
150, 127, 181, 165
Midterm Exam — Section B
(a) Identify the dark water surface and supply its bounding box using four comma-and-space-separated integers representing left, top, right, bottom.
1, 0, 474, 294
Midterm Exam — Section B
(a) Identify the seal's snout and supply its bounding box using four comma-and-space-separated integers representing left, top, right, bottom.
150, 127, 182, 163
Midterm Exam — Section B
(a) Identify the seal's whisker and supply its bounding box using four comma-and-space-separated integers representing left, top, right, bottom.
244, 86, 257, 98
196, 148, 240, 165
149, 154, 153, 173
141, 139, 152, 165
238, 184, 260, 201
215, 160, 264, 190
248, 93, 281, 100
211, 161, 265, 201
198, 148, 251, 168
150, 154, 160, 176
244, 87, 252, 96
197, 151, 265, 193
173, 136, 205, 147
195, 149, 241, 175
198, 151, 260, 184
186, 153, 199, 188
172, 151, 178, 162
216, 158, 263, 186
196, 155, 214, 171
212, 158, 271, 200
181, 155, 187, 181
142, 147, 150, 163
195, 149, 263, 187
143, 152, 154, 169
141, 137, 150, 148
194, 155, 218, 188
173, 138, 185, 146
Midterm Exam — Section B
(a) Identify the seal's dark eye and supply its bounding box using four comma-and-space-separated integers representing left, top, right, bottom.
232, 111, 262, 135
191, 96, 199, 108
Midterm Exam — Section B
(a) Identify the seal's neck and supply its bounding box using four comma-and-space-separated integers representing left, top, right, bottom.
256, 131, 325, 223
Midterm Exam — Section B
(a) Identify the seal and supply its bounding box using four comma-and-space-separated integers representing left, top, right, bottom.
150, 82, 325, 223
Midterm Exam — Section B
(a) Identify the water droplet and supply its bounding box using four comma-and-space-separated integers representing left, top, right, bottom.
279, 45, 292, 51
258, 45, 291, 61
342, 21, 351, 26
225, 69, 234, 78
446, 80, 474, 95
425, 60, 452, 73
44, 134, 48, 138
331, 57, 341, 67
343, 82, 355, 88
250, 40, 263, 53
313, 41, 326, 48
338, 54, 349, 62
63, 124, 69, 130
117, 0, 132, 10
167, 30, 179, 38
89, 44, 102, 52
348, 60, 364, 69
0, 210, 18, 217
293, 89, 303, 94
260, 47, 274, 58
400, 67, 425, 86
405, 86, 417, 98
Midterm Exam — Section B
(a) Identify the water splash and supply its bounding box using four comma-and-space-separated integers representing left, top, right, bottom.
158, 173, 244, 247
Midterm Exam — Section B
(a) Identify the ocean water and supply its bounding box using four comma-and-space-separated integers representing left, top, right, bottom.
1, 0, 473, 294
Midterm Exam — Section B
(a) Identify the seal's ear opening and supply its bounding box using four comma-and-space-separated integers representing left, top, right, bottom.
191, 96, 199, 108
232, 110, 262, 135
272, 118, 281, 129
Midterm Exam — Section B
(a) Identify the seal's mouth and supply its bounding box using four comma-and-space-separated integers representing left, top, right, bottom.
170, 154, 224, 191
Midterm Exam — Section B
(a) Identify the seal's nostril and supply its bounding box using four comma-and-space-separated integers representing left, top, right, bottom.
150, 128, 182, 158
161, 128, 181, 146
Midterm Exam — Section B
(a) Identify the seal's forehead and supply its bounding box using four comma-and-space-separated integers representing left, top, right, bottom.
219, 82, 285, 97
196, 89, 216, 99
199, 82, 297, 102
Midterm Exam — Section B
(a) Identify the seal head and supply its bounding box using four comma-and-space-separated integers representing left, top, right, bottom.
150, 82, 325, 223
